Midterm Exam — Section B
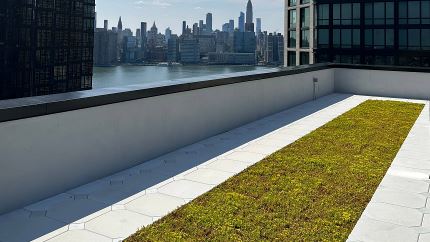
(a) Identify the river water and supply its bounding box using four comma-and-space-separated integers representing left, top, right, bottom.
92, 65, 268, 89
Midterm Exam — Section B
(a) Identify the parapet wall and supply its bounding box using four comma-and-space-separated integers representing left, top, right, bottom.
0, 65, 334, 214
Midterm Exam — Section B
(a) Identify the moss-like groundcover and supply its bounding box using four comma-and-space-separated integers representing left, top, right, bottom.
127, 100, 423, 242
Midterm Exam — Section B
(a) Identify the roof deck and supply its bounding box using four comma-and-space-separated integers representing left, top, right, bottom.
0, 64, 429, 241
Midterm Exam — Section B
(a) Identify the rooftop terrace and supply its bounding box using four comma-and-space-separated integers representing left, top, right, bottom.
0, 64, 430, 241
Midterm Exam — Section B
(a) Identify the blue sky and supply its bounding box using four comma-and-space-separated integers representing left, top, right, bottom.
95, 0, 283, 35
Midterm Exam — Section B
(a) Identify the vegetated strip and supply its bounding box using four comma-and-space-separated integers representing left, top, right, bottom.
127, 100, 423, 242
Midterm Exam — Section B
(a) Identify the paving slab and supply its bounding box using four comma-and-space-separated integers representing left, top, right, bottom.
125, 193, 185, 217
85, 210, 152, 239
46, 230, 111, 242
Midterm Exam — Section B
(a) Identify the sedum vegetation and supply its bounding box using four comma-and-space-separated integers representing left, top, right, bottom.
127, 100, 423, 242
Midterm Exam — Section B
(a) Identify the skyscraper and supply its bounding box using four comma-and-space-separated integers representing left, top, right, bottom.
245, 0, 254, 32
239, 12, 245, 32
256, 18, 262, 34
182, 21, 187, 36
229, 20, 235, 33
199, 20, 204, 34
285, 0, 430, 67
167, 35, 180, 62
1, 0, 95, 100
165, 28, 172, 44
118, 17, 123, 31
140, 22, 147, 59
206, 13, 213, 32
94, 27, 118, 66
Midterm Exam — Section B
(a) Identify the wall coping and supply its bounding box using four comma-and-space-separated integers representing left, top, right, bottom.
0, 63, 429, 123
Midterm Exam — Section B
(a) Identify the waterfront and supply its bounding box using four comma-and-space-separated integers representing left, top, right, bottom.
92, 65, 268, 89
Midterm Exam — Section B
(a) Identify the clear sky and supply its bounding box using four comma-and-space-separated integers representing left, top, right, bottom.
95, 0, 283, 35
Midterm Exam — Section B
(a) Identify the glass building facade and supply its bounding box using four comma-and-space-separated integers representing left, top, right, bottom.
0, 0, 95, 100
285, 0, 430, 67
315, 0, 430, 67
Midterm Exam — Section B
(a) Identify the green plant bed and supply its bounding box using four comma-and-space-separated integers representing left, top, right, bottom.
127, 100, 423, 242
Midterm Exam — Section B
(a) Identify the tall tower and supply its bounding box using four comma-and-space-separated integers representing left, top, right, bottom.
182, 21, 187, 36
239, 12, 245, 32
206, 13, 213, 32
256, 18, 261, 34
118, 16, 123, 31
245, 0, 254, 32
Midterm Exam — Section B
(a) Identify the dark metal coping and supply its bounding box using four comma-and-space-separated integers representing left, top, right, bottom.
1, 63, 429, 123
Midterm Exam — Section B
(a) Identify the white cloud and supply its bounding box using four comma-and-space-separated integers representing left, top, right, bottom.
134, 0, 171, 7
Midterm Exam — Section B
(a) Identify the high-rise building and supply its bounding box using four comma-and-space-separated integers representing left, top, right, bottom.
206, 13, 213, 32
104, 20, 109, 30
165, 28, 172, 44
233, 31, 256, 53
118, 17, 123, 31
265, 33, 284, 66
167, 35, 180, 62
222, 23, 230, 32
136, 29, 141, 42
182, 21, 187, 36
148, 22, 158, 49
199, 20, 204, 33
215, 31, 232, 52
1, 0, 95, 100
94, 28, 118, 66
239, 12, 245, 32
122, 36, 138, 63
285, 0, 430, 67
193, 23, 199, 35
229, 20, 235, 33
245, 0, 255, 32
140, 22, 148, 60
180, 38, 200, 63
256, 18, 262, 34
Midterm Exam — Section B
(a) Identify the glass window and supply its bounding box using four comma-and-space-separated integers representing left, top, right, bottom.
318, 4, 329, 25
300, 52, 309, 65
399, 29, 407, 49
423, 29, 430, 50
289, 0, 296, 7
374, 2, 385, 25
409, 29, 420, 49
341, 29, 352, 48
317, 29, 329, 47
352, 3, 361, 25
333, 29, 340, 48
365, 3, 373, 25
399, 2, 407, 24
365, 29, 373, 47
353, 29, 360, 47
301, 30, 309, 48
408, 1, 420, 24
288, 30, 296, 48
301, 0, 310, 4
422, 1, 430, 24
288, 52, 296, 66
374, 29, 385, 48
386, 29, 394, 47
386, 2, 394, 24
289, 10, 297, 29
301, 8, 310, 28
333, 4, 341, 25
341, 4, 352, 25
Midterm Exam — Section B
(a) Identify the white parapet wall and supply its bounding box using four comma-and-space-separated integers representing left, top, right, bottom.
0, 68, 335, 214
334, 68, 430, 100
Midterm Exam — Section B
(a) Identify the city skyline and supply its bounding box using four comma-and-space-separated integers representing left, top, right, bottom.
95, 0, 283, 34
